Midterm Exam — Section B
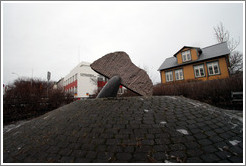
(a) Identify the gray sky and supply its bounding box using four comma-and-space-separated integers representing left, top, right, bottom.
2, 1, 244, 85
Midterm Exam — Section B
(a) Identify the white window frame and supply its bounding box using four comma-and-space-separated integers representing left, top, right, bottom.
207, 61, 220, 76
181, 50, 191, 62
165, 71, 173, 82
175, 69, 184, 80
194, 64, 205, 78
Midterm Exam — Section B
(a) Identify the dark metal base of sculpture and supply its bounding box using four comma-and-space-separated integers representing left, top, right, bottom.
97, 75, 121, 98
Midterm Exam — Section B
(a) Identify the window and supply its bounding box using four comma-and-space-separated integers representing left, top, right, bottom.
98, 76, 103, 81
175, 69, 184, 80
118, 87, 123, 94
75, 74, 77, 80
165, 71, 173, 82
181, 50, 191, 62
207, 62, 220, 76
194, 64, 205, 78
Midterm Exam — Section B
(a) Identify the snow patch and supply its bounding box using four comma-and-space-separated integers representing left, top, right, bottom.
167, 96, 177, 100
229, 140, 241, 146
43, 115, 50, 120
144, 109, 149, 113
3, 120, 29, 133
164, 160, 173, 163
218, 147, 223, 151
159, 121, 167, 126
176, 129, 189, 135
188, 101, 202, 107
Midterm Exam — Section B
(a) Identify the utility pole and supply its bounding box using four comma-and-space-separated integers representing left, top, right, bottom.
31, 68, 33, 86
47, 71, 51, 99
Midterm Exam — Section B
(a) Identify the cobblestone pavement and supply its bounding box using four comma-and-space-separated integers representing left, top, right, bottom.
3, 96, 243, 163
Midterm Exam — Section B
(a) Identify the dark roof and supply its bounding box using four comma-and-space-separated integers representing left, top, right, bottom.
158, 42, 230, 71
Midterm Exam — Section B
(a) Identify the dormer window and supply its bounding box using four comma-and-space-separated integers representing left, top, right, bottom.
181, 50, 191, 62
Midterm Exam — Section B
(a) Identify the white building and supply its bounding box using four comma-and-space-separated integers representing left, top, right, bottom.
63, 61, 99, 98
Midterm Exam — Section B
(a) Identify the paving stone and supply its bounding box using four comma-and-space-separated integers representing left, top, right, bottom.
96, 145, 107, 152
46, 154, 61, 162
194, 133, 207, 139
217, 159, 232, 163
219, 132, 233, 140
169, 150, 187, 159
60, 156, 75, 163
71, 150, 86, 158
204, 130, 217, 137
153, 145, 169, 152
186, 157, 203, 163
135, 146, 152, 153
123, 146, 135, 153
133, 153, 148, 161
169, 144, 186, 151
85, 151, 97, 159
202, 145, 219, 153
116, 153, 132, 161
141, 139, 155, 146
215, 151, 231, 160
184, 141, 201, 150
74, 158, 91, 163
186, 149, 203, 157
200, 154, 220, 162
152, 152, 166, 161
230, 146, 243, 155
198, 139, 213, 146
209, 136, 224, 143
228, 156, 243, 163
3, 96, 243, 163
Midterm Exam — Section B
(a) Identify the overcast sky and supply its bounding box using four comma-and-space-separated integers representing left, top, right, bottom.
2, 1, 244, 85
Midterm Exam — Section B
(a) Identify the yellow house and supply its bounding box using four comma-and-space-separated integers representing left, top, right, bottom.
158, 42, 230, 84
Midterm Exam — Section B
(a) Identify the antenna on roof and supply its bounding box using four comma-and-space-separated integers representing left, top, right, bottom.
78, 46, 80, 63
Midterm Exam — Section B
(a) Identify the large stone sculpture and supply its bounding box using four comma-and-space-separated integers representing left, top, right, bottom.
90, 51, 153, 98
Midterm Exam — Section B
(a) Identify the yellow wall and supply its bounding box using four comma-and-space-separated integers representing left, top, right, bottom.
177, 48, 199, 64
161, 56, 229, 83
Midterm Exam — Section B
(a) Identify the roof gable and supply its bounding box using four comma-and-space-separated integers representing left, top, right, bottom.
173, 46, 201, 57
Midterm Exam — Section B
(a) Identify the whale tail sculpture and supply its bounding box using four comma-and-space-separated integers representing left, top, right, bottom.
90, 51, 153, 98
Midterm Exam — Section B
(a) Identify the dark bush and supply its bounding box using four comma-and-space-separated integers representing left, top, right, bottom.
153, 75, 243, 110
3, 78, 73, 124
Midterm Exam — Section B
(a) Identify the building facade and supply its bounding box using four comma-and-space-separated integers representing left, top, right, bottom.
64, 62, 99, 98
158, 42, 230, 84
63, 61, 125, 99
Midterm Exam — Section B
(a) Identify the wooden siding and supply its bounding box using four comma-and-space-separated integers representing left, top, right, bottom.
160, 56, 229, 83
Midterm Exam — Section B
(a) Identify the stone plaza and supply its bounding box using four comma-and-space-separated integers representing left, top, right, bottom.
3, 96, 243, 163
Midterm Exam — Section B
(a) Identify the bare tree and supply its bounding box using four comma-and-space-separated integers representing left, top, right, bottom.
213, 22, 242, 74
229, 51, 243, 73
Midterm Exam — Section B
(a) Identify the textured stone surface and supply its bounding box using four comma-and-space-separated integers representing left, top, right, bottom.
90, 51, 153, 96
3, 96, 243, 163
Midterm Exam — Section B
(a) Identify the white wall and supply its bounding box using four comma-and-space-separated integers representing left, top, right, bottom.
64, 61, 99, 98
77, 63, 99, 98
